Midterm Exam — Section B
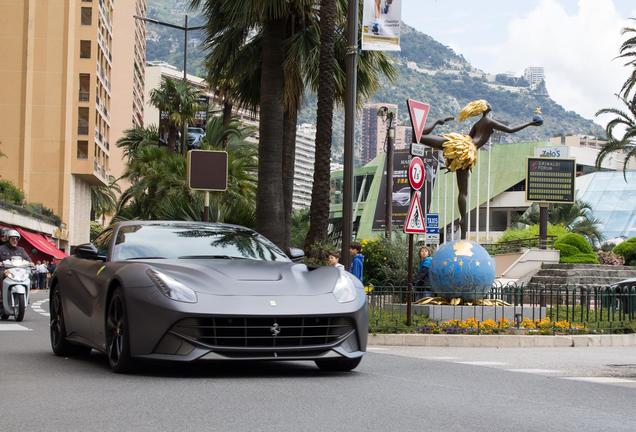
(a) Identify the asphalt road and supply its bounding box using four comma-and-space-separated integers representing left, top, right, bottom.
2, 291, 636, 432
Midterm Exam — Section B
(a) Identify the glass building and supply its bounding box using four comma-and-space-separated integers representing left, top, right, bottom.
577, 171, 636, 240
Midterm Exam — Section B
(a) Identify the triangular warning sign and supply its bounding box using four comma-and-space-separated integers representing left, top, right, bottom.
407, 99, 431, 145
404, 192, 426, 234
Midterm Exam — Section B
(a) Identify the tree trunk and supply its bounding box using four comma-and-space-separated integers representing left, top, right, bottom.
222, 98, 233, 149
256, 20, 286, 248
282, 108, 298, 251
168, 123, 178, 153
305, 0, 337, 252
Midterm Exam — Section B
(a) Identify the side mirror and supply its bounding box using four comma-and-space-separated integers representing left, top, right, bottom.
74, 243, 104, 260
287, 247, 305, 263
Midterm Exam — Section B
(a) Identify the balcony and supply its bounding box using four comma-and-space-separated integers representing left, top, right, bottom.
79, 91, 89, 102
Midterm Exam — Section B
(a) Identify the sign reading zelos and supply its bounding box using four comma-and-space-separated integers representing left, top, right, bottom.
187, 150, 228, 191
525, 157, 575, 203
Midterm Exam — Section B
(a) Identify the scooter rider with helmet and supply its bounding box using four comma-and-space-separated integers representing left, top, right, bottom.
0, 230, 31, 262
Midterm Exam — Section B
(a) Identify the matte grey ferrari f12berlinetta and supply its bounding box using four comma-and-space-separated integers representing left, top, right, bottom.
50, 221, 367, 373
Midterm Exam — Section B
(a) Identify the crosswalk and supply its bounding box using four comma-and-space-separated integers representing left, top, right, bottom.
0, 323, 31, 331
368, 346, 636, 388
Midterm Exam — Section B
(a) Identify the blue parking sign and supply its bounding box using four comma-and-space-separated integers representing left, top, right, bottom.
426, 213, 439, 229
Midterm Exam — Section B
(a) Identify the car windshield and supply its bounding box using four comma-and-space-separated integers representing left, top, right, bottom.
112, 224, 290, 262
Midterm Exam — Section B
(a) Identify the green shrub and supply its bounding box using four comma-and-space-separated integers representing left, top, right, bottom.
561, 253, 599, 264
23, 202, 62, 225
554, 232, 598, 264
613, 238, 636, 266
497, 224, 569, 243
555, 243, 579, 258
360, 235, 418, 286
555, 233, 593, 254
0, 179, 24, 205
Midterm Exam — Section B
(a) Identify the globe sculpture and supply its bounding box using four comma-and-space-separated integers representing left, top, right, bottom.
429, 240, 496, 301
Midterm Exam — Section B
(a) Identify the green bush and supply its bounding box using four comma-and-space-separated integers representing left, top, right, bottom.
555, 233, 593, 254
361, 235, 419, 286
24, 202, 61, 226
555, 243, 579, 258
613, 238, 636, 266
554, 232, 598, 264
561, 253, 599, 264
497, 224, 569, 243
0, 179, 24, 205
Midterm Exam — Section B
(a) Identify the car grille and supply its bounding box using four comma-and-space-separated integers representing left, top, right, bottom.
170, 316, 355, 349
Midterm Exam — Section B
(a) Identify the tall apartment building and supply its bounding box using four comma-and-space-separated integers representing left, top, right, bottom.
0, 0, 142, 249
111, 0, 147, 186
359, 103, 397, 164
523, 66, 545, 87
293, 123, 317, 210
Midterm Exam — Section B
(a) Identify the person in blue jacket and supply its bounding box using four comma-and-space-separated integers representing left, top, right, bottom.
414, 246, 433, 297
349, 243, 364, 283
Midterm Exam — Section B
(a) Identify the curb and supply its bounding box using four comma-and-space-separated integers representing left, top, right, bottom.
368, 333, 636, 348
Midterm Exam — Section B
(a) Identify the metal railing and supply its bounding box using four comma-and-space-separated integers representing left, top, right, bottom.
367, 283, 636, 333
482, 236, 556, 255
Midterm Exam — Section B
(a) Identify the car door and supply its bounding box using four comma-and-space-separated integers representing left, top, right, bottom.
64, 229, 112, 346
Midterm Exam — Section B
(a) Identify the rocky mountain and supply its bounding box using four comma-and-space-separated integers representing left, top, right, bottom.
145, 1, 605, 161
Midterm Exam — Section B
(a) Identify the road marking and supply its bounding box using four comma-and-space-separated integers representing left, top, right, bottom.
507, 369, 561, 374
424, 356, 460, 361
31, 299, 50, 317
0, 324, 31, 331
368, 347, 389, 351
563, 377, 636, 384
456, 361, 508, 366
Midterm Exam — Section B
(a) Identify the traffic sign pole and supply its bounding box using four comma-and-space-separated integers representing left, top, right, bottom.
406, 189, 414, 326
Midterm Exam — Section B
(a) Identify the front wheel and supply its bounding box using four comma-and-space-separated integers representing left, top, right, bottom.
106, 288, 136, 373
315, 356, 362, 372
13, 293, 25, 322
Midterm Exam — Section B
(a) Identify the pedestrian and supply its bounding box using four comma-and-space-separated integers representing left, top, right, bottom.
414, 246, 433, 297
327, 251, 345, 270
349, 243, 364, 283
36, 260, 49, 290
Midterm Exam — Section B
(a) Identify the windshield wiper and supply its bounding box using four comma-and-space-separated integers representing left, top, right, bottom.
178, 255, 246, 260
126, 256, 166, 260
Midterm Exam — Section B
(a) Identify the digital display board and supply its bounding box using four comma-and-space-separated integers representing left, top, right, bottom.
526, 157, 575, 203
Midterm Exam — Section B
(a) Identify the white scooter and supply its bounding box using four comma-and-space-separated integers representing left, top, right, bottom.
1, 256, 33, 322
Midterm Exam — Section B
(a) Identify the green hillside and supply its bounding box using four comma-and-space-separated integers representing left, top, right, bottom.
145, 1, 604, 161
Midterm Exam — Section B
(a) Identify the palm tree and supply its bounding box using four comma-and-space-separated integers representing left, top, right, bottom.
596, 19, 636, 177
517, 199, 605, 244
617, 19, 636, 100
149, 77, 203, 154
90, 175, 121, 223
595, 96, 636, 177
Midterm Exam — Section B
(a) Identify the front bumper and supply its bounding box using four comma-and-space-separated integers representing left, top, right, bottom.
124, 285, 368, 362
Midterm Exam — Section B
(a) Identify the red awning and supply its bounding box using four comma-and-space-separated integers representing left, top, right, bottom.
15, 228, 67, 260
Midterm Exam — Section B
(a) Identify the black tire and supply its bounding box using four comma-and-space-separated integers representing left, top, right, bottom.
50, 285, 92, 357
105, 288, 136, 373
0, 314, 9, 321
315, 356, 362, 372
13, 293, 25, 322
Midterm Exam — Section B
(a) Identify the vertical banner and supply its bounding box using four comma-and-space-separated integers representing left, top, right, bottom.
361, 0, 402, 51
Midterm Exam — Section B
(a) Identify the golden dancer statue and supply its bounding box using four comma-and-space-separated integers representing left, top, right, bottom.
419, 100, 543, 240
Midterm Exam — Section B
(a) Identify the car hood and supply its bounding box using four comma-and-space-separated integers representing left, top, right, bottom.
143, 259, 342, 296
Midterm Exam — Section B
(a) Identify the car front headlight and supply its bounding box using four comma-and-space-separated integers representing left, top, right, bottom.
332, 273, 357, 303
147, 269, 198, 303
4, 268, 28, 282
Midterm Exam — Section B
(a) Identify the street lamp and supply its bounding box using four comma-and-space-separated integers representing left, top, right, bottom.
134, 15, 205, 155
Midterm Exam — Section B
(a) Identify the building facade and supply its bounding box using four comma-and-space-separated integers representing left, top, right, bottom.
110, 0, 147, 187
524, 66, 545, 87
293, 123, 317, 210
359, 103, 397, 165
0, 0, 143, 249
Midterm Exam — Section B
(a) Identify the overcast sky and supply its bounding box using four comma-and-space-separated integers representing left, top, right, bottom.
401, 0, 636, 126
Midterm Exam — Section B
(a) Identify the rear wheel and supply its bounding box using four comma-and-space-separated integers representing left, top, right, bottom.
13, 293, 25, 322
315, 357, 362, 372
50, 285, 92, 356
106, 288, 135, 373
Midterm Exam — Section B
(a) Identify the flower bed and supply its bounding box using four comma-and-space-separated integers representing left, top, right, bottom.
417, 317, 587, 335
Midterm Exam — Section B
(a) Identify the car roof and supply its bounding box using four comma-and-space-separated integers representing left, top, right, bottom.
112, 220, 252, 232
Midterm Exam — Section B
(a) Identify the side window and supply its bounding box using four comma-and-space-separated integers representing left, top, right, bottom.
93, 229, 113, 257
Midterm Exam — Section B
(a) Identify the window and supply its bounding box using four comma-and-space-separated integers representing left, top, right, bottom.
81, 7, 92, 25
93, 229, 113, 257
77, 107, 89, 135
79, 74, 90, 102
77, 141, 88, 159
80, 40, 91, 59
